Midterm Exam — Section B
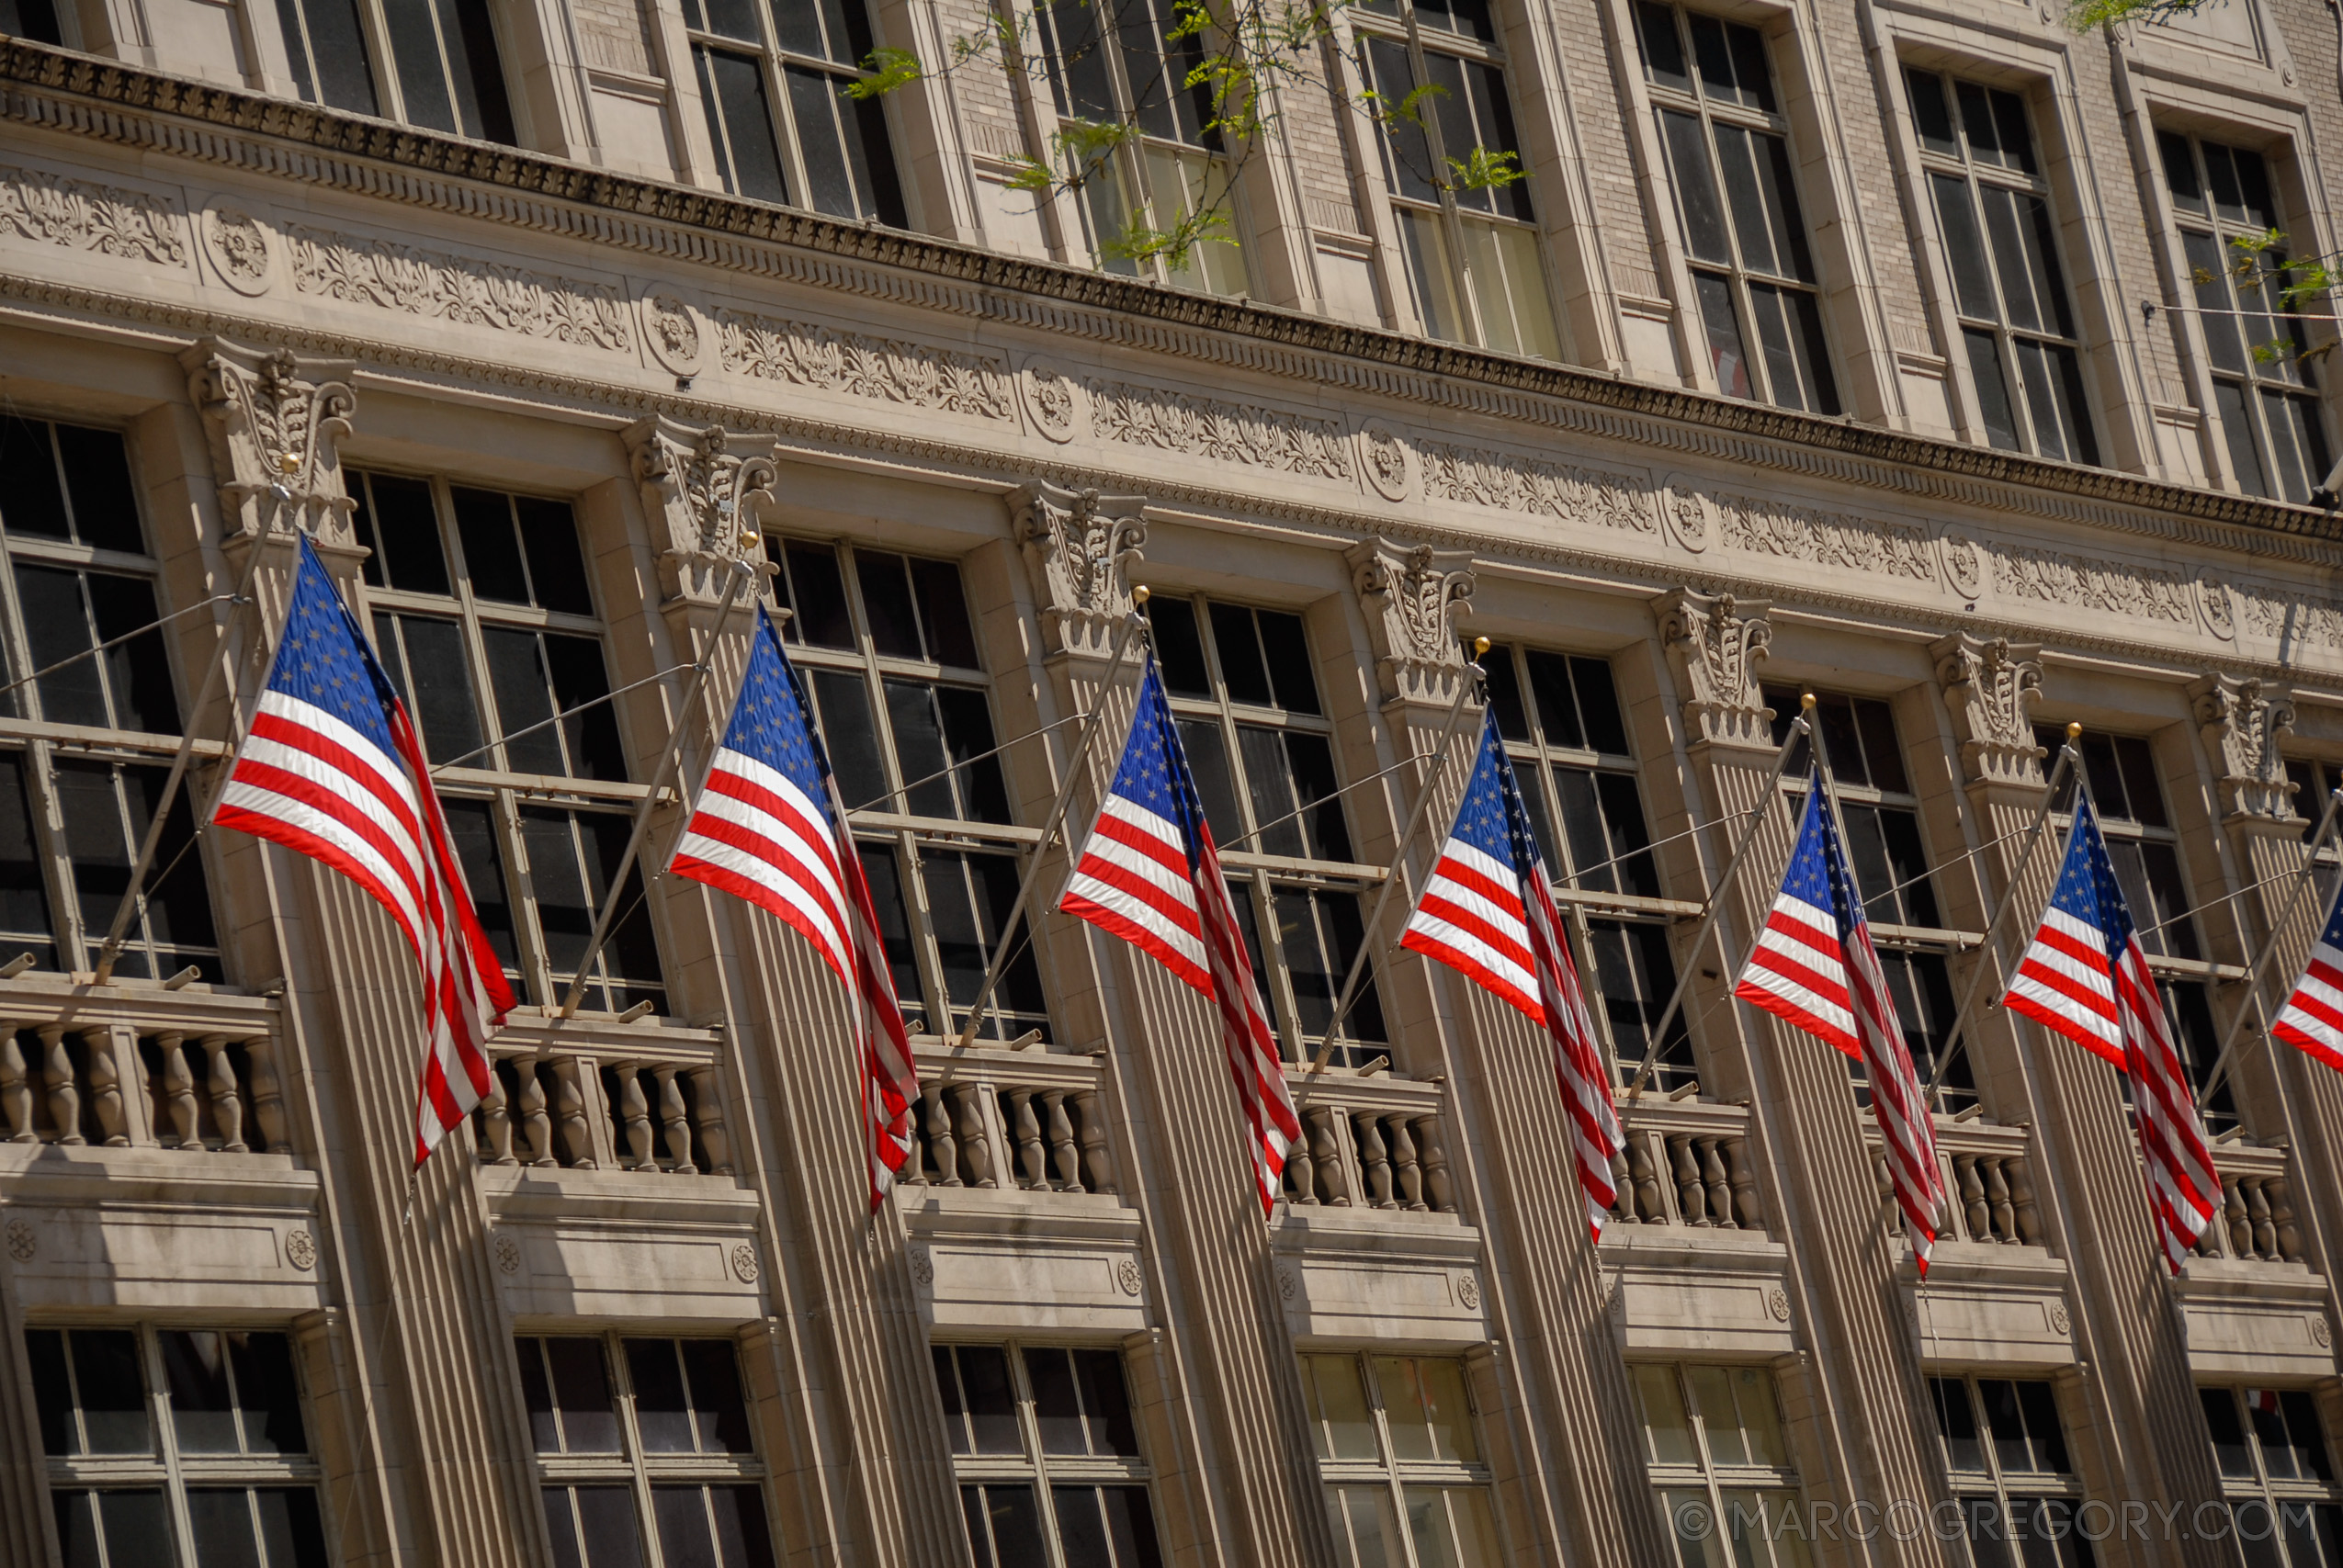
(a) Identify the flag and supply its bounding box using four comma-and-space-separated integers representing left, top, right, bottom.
215, 535, 515, 1164
2268, 877, 2343, 1074
1734, 777, 1947, 1272
2004, 793, 2219, 1273
1400, 709, 1623, 1239
1060, 657, 1299, 1216
669, 612, 918, 1209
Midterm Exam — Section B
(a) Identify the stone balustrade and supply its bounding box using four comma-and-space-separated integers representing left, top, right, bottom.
902, 1047, 1116, 1196
1281, 1075, 1457, 1215
2193, 1144, 2305, 1267
473, 1021, 733, 1176
1607, 1100, 1764, 1233
1930, 1122, 2043, 1247
0, 1008, 288, 1156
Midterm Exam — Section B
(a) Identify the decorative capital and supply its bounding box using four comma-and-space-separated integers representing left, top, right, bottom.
623, 417, 777, 610
2190, 671, 2298, 821
1931, 632, 2045, 787
1346, 536, 1475, 705
1652, 588, 1772, 748
1012, 479, 1147, 659
178, 337, 357, 548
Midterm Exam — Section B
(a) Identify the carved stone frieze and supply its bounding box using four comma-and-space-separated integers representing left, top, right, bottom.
1931, 632, 2044, 787
1087, 380, 1352, 479
2239, 587, 2343, 652
199, 198, 273, 296
2189, 671, 2298, 822
624, 417, 777, 614
1013, 480, 1147, 659
1653, 588, 1772, 749
0, 161, 186, 265
285, 223, 632, 351
179, 338, 357, 547
1715, 493, 1934, 581
1419, 442, 1656, 533
716, 307, 1013, 420
1347, 537, 1475, 705
1990, 543, 2190, 623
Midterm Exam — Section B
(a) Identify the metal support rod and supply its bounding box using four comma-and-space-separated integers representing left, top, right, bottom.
1622, 714, 1812, 1101
2195, 786, 2343, 1111
558, 560, 754, 1019
1920, 730, 2080, 1103
1306, 648, 1488, 1077
952, 599, 1149, 1050
91, 498, 289, 983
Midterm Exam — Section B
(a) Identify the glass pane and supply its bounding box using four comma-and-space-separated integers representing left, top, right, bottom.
1256, 610, 1319, 715
699, 46, 790, 205
1376, 1356, 1434, 1461
1054, 1484, 1114, 1568
1027, 1347, 1086, 1454
910, 557, 980, 669
1149, 597, 1212, 696
574, 1485, 648, 1568
934, 685, 1011, 824
628, 1339, 694, 1453
1730, 1366, 1786, 1466
1907, 70, 1956, 155
1932, 1376, 1984, 1472
163, 1329, 240, 1453
1211, 604, 1273, 705
708, 1484, 779, 1568
1690, 1365, 1747, 1464
395, 615, 486, 764
254, 1488, 330, 1568
366, 473, 453, 596
1179, 718, 1244, 845
1099, 1486, 1166, 1568
1979, 1379, 2031, 1475
885, 678, 953, 818
0, 416, 69, 539
1636, 1364, 1697, 1465
1638, 1, 1688, 91
1693, 271, 1753, 400
55, 424, 144, 554
14, 563, 105, 727
956, 1346, 1022, 1454
545, 1337, 620, 1452
1964, 329, 2021, 451
452, 486, 527, 604
544, 633, 626, 783
516, 496, 594, 616
188, 1488, 265, 1568
1522, 649, 1582, 749
1713, 123, 1775, 276
1403, 1487, 1466, 1568
1398, 207, 1467, 344
857, 842, 924, 1021
96, 1490, 173, 1562
2202, 1388, 2254, 1477
381, 0, 458, 133
1666, 1487, 1727, 1568
683, 1339, 755, 1455
1662, 110, 1732, 265
482, 627, 561, 774
28, 1329, 72, 1454
809, 671, 888, 811
653, 1486, 720, 1568
1930, 175, 1997, 321
1074, 1348, 1141, 1456
1283, 731, 1351, 863
72, 1328, 151, 1453
970, 1484, 1047, 1566
2016, 1381, 2070, 1474
0, 756, 55, 964
1421, 1359, 1478, 1461
1304, 1353, 1377, 1460
518, 1339, 559, 1453
1331, 1484, 1398, 1568
855, 551, 922, 659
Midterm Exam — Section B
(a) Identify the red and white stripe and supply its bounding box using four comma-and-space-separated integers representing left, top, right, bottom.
2006, 904, 2126, 1069
2270, 936, 2343, 1075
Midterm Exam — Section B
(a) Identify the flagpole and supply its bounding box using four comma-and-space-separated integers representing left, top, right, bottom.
557, 558, 756, 1020
91, 488, 293, 983
2193, 785, 2343, 1111
950, 594, 1150, 1051
1622, 704, 1813, 1101
1919, 727, 2081, 1104
1304, 641, 1488, 1077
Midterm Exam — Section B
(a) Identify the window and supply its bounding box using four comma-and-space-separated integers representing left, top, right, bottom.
0, 415, 222, 981
1769, 687, 1972, 1110
2284, 758, 2343, 907
685, 0, 908, 223
1354, 0, 1560, 357
1481, 642, 1690, 1089
2201, 1386, 2343, 1566
1033, 0, 1250, 296
272, 0, 515, 142
1635, 5, 1838, 412
2158, 132, 2333, 504
1631, 1362, 1810, 1568
0, 0, 63, 44
1299, 1352, 1503, 1568
351, 469, 663, 1015
932, 1342, 1164, 1568
517, 1334, 778, 1568
29, 1325, 329, 1567
1906, 69, 2097, 465
1929, 1374, 2095, 1567
1147, 593, 1387, 1065
765, 536, 1047, 1043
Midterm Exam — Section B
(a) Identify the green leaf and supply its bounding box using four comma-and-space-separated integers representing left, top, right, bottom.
1446, 145, 1523, 192
844, 46, 923, 98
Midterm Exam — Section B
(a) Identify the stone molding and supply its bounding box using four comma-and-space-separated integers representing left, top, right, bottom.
178, 337, 357, 547
1012, 480, 1147, 660
1932, 633, 2045, 788
1346, 537, 1475, 705
2190, 672, 2298, 822
622, 417, 777, 611
1653, 588, 1772, 749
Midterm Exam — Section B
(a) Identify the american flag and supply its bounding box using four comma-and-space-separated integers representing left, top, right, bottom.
215, 535, 515, 1164
1735, 778, 1946, 1272
1059, 657, 1298, 1216
2003, 793, 2219, 1273
2268, 878, 2343, 1075
1400, 710, 1622, 1239
669, 612, 919, 1208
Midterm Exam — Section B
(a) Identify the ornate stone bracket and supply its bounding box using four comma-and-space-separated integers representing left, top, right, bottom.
179, 337, 357, 548
1932, 632, 2045, 787
1652, 588, 1772, 749
1012, 480, 1147, 660
2190, 671, 2298, 822
624, 416, 778, 614
1346, 537, 1475, 705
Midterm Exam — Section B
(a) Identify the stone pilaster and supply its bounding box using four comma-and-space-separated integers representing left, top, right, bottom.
1345, 536, 1475, 707
623, 415, 778, 633
1932, 632, 2045, 793
178, 337, 357, 550
1652, 587, 1773, 750
2189, 671, 2297, 825
1012, 479, 1147, 661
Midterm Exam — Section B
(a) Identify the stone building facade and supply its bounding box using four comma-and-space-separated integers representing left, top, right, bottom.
1, 0, 2342, 1559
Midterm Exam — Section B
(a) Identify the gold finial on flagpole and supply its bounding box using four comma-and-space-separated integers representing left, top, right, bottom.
1133, 585, 1150, 605
2066, 721, 2082, 741
1801, 691, 1817, 711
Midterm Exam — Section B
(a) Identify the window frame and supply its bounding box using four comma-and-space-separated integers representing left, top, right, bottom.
1300, 1349, 1507, 1568
2199, 1383, 2343, 1565
1628, 1359, 1812, 1568
271, 0, 518, 143
1926, 1372, 2092, 1566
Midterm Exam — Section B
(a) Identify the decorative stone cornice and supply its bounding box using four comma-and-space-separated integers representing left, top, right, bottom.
1932, 633, 2045, 788
1653, 588, 1771, 749
178, 337, 355, 547
623, 417, 775, 612
1012, 480, 1146, 660
2190, 671, 2298, 822
1346, 537, 1475, 705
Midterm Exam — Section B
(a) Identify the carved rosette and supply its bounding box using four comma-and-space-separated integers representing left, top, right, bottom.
1932, 632, 2044, 787
179, 338, 357, 549
1013, 480, 1147, 660
1652, 588, 1771, 748
1347, 537, 1475, 705
2190, 671, 2298, 822
623, 416, 777, 615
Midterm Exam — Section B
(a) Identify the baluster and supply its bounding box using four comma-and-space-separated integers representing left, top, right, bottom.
1043, 1091, 1081, 1192
0, 1028, 29, 1142
1415, 1114, 1455, 1214
157, 1032, 200, 1149
1670, 1134, 1707, 1225
923, 1084, 958, 1187
1008, 1089, 1047, 1190
1285, 1130, 1318, 1206
1630, 1134, 1663, 1224
2225, 1182, 2253, 1259
517, 1062, 554, 1167
81, 1029, 126, 1147
39, 1026, 78, 1145
1387, 1115, 1425, 1212
1610, 1151, 1638, 1224
1310, 1107, 1348, 1206
2008, 1156, 2043, 1247
1356, 1114, 1394, 1210
653, 1067, 696, 1174
549, 1057, 593, 1168
685, 1066, 732, 1174
201, 1036, 245, 1153
2270, 1175, 2303, 1263
612, 1064, 654, 1171
1697, 1135, 1732, 1230
244, 1036, 292, 1155
479, 1066, 515, 1166
1873, 1152, 1897, 1240
1073, 1089, 1115, 1195
1983, 1156, 2015, 1246
1726, 1137, 1762, 1231
1956, 1156, 1987, 1243
2246, 1177, 2277, 1262
953, 1084, 994, 1189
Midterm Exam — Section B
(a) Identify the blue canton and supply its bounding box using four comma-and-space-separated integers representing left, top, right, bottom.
2044, 794, 2132, 953
1454, 710, 1545, 888
264, 534, 401, 757
1106, 659, 1213, 873
1780, 777, 1868, 937
722, 611, 832, 800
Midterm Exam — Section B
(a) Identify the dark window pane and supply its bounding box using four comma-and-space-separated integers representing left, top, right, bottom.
783, 543, 855, 648
955, 1346, 1023, 1454
1879, 808, 1939, 927
2215, 380, 2269, 497
72, 1329, 151, 1452
934, 1344, 971, 1454
518, 1338, 560, 1453
28, 1328, 71, 1454
442, 0, 515, 142
1726, 21, 1774, 112
517, 496, 594, 616
886, 678, 954, 818
1989, 89, 2035, 175
574, 1486, 648, 1568
1688, 13, 1733, 102
857, 551, 922, 659
767, 0, 826, 53
367, 474, 453, 597
2202, 1387, 2253, 1477
2115, 737, 2168, 828
96, 1491, 173, 1563
699, 46, 791, 205
1149, 597, 1212, 697
1662, 110, 1731, 265
1100, 1486, 1166, 1568
1595, 772, 1659, 898
163, 1329, 240, 1452
1956, 80, 1998, 164
1693, 271, 1752, 400
544, 633, 626, 783
1056, 1484, 1113, 1568
544, 1336, 620, 1452
1853, 699, 1907, 793
1523, 650, 1582, 750
2161, 130, 2203, 210
578, 810, 663, 988
1637, 0, 1688, 90
1073, 1348, 1140, 1456
1981, 187, 2038, 332
911, 557, 981, 669
1554, 766, 1614, 894
1964, 329, 2021, 451
810, 670, 888, 810
1931, 1376, 1985, 1472
935, 685, 1012, 825
284, 0, 380, 115
708, 1484, 779, 1568
970, 1483, 1047, 1567
445, 798, 519, 982
1714, 124, 1775, 277
1028, 1348, 1086, 1453
2017, 1381, 2070, 1474
56, 424, 145, 555
483, 627, 562, 775
188, 1488, 264, 1568
2282, 1390, 2333, 1480
628, 1339, 694, 1453
654, 1486, 720, 1568
1211, 603, 1273, 706
2022, 197, 2074, 338
0, 417, 68, 540
1979, 1379, 2032, 1475
682, 1339, 755, 1455
1282, 730, 1352, 863
0, 758, 53, 965
849, 94, 910, 228
15, 564, 105, 727
1258, 611, 1320, 715
382, 0, 459, 133
254, 1489, 330, 1568
1481, 646, 1531, 742
787, 63, 861, 218
86, 570, 180, 734
858, 842, 924, 1021
1933, 175, 1998, 321
1179, 718, 1243, 846
396, 615, 486, 765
